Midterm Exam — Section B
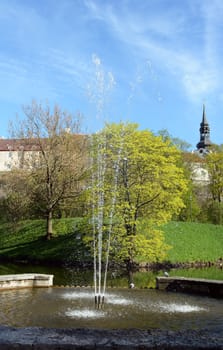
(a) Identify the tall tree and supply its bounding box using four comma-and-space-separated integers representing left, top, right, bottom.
9, 100, 87, 239
90, 123, 188, 272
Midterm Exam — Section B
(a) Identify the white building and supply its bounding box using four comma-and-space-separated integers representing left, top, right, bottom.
0, 138, 39, 171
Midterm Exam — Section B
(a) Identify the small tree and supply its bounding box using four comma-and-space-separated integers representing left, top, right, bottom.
8, 100, 87, 239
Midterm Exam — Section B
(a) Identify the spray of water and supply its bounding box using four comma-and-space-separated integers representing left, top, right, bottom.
102, 140, 123, 299
92, 130, 124, 308
87, 54, 118, 308
87, 54, 116, 121
95, 133, 107, 307
128, 59, 163, 104
87, 54, 116, 307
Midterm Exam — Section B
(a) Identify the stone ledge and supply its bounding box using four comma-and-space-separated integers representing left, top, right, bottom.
0, 274, 54, 289
0, 326, 222, 349
156, 276, 223, 298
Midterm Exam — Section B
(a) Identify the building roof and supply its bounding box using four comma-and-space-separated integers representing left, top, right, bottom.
0, 134, 87, 152
0, 138, 40, 152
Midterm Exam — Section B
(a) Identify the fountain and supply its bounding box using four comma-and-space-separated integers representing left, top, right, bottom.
91, 127, 123, 309
0, 58, 223, 348
87, 54, 121, 309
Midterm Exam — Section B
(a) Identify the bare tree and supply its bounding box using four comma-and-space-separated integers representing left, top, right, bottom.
9, 100, 88, 239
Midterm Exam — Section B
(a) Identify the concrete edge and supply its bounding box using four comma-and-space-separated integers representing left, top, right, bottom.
0, 325, 222, 349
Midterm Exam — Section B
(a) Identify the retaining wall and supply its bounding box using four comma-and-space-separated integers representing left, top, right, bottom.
156, 276, 223, 298
0, 273, 54, 290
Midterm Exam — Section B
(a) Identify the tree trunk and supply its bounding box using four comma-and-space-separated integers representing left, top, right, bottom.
46, 210, 53, 240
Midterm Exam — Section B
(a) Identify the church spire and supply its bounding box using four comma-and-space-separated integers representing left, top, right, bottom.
196, 104, 211, 154
202, 104, 207, 124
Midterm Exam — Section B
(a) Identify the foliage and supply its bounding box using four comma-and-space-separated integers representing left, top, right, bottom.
202, 145, 223, 224
157, 129, 192, 151
177, 190, 201, 222
206, 146, 223, 203
89, 123, 188, 267
177, 151, 209, 222
207, 201, 223, 225
2, 169, 34, 221
111, 219, 170, 264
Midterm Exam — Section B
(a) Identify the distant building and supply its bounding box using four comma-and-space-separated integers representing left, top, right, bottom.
190, 162, 209, 185
0, 135, 86, 173
0, 138, 39, 171
189, 104, 212, 184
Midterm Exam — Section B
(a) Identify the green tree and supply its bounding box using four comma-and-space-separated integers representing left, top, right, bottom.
90, 123, 188, 272
8, 100, 87, 239
177, 152, 203, 222
3, 169, 32, 222
206, 145, 223, 224
157, 129, 192, 151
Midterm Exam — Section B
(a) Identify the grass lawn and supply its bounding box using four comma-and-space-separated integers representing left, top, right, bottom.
163, 221, 223, 263
0, 219, 222, 265
0, 218, 90, 264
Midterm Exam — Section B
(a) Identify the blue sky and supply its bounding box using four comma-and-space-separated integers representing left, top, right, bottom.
1, 0, 223, 149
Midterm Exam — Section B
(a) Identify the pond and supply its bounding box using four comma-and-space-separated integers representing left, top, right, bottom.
0, 262, 222, 330
1, 286, 223, 330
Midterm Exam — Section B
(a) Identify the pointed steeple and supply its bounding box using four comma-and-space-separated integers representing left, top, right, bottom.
202, 104, 208, 124
196, 104, 211, 154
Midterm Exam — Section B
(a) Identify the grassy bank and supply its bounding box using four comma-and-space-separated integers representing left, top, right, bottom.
0, 219, 222, 265
0, 218, 90, 265
163, 221, 223, 263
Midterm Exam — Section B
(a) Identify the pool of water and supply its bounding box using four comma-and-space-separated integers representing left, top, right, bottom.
1, 287, 223, 330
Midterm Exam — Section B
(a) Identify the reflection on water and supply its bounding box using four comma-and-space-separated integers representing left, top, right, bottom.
0, 262, 222, 289
0, 287, 222, 330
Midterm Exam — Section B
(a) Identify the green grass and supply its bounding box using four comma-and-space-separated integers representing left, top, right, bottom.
0, 219, 222, 265
162, 221, 223, 263
0, 218, 90, 264
166, 267, 223, 280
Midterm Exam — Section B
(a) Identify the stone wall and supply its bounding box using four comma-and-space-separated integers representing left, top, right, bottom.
156, 276, 223, 298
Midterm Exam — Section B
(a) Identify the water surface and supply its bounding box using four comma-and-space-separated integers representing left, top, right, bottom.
1, 287, 222, 330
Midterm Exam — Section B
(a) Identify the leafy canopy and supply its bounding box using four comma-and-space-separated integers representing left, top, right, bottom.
89, 122, 188, 264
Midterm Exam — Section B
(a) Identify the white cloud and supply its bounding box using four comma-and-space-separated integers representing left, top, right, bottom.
83, 0, 223, 103
183, 71, 218, 101
1, 0, 223, 110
